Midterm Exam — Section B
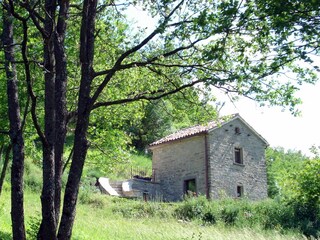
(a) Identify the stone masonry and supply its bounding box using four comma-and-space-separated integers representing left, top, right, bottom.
149, 114, 268, 201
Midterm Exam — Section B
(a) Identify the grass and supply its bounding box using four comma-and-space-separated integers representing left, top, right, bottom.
0, 156, 317, 239
0, 190, 309, 240
94, 152, 152, 180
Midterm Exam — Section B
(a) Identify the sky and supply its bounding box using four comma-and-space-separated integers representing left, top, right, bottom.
126, 5, 320, 156
216, 81, 320, 156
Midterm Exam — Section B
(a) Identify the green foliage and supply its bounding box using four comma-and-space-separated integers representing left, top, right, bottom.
125, 93, 218, 150
112, 198, 172, 219
292, 159, 320, 206
285, 159, 320, 237
26, 216, 41, 240
78, 177, 105, 207
174, 196, 209, 221
220, 205, 239, 226
174, 195, 320, 237
290, 201, 320, 237
266, 148, 320, 237
0, 188, 311, 239
24, 159, 43, 192
2, 0, 320, 237
266, 147, 307, 198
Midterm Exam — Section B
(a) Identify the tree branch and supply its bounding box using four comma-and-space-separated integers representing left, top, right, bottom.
92, 78, 203, 110
94, 38, 204, 77
20, 18, 47, 145
90, 0, 185, 108
19, 0, 46, 37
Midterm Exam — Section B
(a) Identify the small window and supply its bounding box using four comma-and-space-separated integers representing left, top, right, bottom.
235, 127, 241, 134
234, 147, 243, 164
185, 179, 197, 196
237, 185, 244, 198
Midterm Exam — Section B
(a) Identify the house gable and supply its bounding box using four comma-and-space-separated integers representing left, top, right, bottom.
207, 114, 268, 147
207, 118, 268, 200
150, 114, 268, 148
150, 114, 268, 201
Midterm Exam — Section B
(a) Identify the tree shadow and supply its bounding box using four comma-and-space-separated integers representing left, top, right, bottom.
0, 231, 12, 240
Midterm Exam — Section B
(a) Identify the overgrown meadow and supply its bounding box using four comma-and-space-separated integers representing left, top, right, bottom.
1, 152, 319, 239
0, 189, 312, 240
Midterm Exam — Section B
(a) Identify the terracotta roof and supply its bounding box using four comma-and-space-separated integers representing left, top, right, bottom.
149, 121, 218, 146
149, 114, 240, 147
149, 113, 269, 147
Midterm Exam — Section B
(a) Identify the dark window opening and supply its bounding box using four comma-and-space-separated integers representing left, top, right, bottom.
237, 185, 244, 198
234, 147, 243, 164
185, 179, 197, 196
235, 127, 241, 134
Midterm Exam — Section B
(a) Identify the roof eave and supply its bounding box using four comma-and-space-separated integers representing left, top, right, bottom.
148, 131, 208, 150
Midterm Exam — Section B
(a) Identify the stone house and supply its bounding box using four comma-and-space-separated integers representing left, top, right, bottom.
148, 114, 268, 201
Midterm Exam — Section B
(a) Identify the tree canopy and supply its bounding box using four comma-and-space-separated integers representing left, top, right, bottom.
1, 0, 319, 239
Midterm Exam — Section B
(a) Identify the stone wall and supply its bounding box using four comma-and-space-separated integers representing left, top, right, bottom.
151, 135, 207, 201
207, 118, 268, 200
129, 179, 162, 201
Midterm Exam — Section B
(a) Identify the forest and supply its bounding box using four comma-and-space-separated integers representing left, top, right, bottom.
0, 0, 319, 239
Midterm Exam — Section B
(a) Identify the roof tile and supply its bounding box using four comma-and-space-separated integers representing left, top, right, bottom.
150, 121, 218, 146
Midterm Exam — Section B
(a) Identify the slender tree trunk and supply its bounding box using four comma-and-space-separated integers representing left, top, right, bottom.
38, 0, 57, 238
3, 4, 27, 239
54, 0, 70, 225
58, 0, 97, 238
0, 145, 11, 196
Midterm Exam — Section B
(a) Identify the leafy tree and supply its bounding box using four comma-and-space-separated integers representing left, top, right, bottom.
310, 145, 320, 159
1, 0, 319, 239
266, 148, 320, 237
293, 159, 320, 206
126, 90, 217, 150
266, 147, 307, 198
287, 159, 320, 237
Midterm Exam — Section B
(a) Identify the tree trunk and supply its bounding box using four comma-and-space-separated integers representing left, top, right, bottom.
58, 0, 97, 238
3, 4, 27, 239
54, 0, 70, 225
0, 145, 11, 196
38, 0, 57, 238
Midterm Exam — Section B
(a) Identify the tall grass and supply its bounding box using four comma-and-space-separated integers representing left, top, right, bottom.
0, 158, 316, 239
0, 189, 309, 240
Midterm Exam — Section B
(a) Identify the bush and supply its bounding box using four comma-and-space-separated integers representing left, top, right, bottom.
26, 216, 41, 240
252, 200, 294, 230
290, 201, 320, 237
201, 211, 216, 224
78, 185, 105, 208
220, 205, 239, 226
174, 196, 208, 221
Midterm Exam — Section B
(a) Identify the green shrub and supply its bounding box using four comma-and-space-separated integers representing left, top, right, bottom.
78, 183, 105, 208
174, 196, 208, 221
0, 231, 11, 240
26, 215, 41, 240
290, 201, 320, 237
220, 205, 239, 226
201, 211, 216, 224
